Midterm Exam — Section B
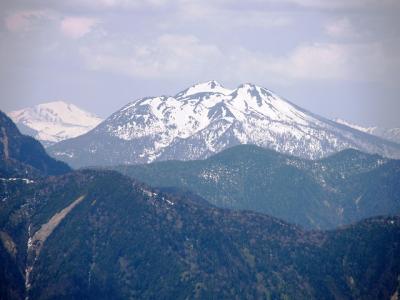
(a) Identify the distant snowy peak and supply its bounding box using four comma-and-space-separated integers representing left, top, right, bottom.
48, 81, 400, 167
8, 101, 103, 145
335, 118, 400, 144
104, 82, 311, 144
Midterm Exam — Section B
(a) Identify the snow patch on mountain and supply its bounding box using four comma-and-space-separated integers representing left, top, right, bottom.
334, 119, 376, 134
8, 101, 103, 146
175, 80, 233, 97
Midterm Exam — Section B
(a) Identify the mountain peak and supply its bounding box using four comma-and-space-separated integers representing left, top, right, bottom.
238, 82, 274, 93
206, 80, 222, 88
48, 82, 400, 167
233, 83, 274, 99
39, 100, 71, 107
34, 100, 99, 119
176, 80, 233, 98
8, 101, 103, 145
194, 80, 223, 89
237, 82, 257, 89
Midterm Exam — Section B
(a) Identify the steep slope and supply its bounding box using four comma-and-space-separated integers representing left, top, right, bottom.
48, 81, 400, 168
8, 101, 103, 146
112, 145, 400, 229
335, 118, 400, 144
0, 111, 71, 178
0, 169, 399, 299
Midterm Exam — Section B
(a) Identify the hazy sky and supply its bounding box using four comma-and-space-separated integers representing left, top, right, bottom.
0, 0, 399, 127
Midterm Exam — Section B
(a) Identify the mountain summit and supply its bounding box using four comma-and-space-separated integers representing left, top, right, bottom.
176, 80, 233, 97
8, 101, 103, 146
48, 82, 400, 167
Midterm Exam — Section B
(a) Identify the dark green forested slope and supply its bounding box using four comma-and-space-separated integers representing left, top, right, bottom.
0, 110, 70, 178
0, 169, 399, 299
1, 111, 399, 299
112, 145, 400, 229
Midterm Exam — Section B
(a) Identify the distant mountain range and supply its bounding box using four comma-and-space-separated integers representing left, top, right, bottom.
335, 118, 400, 144
8, 101, 103, 147
112, 144, 400, 230
47, 81, 400, 168
1, 109, 400, 299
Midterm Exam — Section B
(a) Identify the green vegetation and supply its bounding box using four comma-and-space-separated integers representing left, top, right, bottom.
0, 110, 70, 178
1, 111, 399, 299
112, 145, 400, 229
0, 169, 399, 299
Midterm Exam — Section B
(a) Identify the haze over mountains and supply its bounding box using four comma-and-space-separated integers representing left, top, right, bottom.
0, 110, 399, 299
2, 0, 400, 295
335, 118, 400, 145
1, 82, 400, 299
8, 101, 103, 147
45, 81, 400, 168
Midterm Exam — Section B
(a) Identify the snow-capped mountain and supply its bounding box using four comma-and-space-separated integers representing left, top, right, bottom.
335, 118, 400, 145
8, 101, 103, 146
48, 81, 400, 167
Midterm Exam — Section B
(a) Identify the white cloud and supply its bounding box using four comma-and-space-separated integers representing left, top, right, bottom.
325, 18, 358, 38
5, 0, 397, 88
4, 5, 381, 83
79, 32, 399, 85
237, 42, 399, 83
175, 1, 292, 29
80, 34, 224, 78
73, 0, 169, 9
5, 10, 52, 32
60, 17, 99, 39
267, 0, 399, 9
273, 43, 352, 80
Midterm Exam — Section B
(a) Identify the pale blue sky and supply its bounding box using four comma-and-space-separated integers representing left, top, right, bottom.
1, 0, 399, 127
